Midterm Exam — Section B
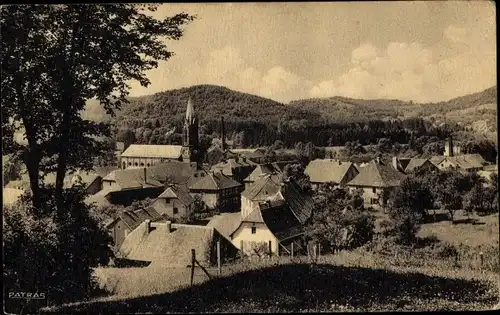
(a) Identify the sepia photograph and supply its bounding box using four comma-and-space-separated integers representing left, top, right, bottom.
1, 1, 499, 314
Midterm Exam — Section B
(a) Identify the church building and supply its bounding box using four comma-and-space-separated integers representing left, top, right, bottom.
120, 97, 201, 169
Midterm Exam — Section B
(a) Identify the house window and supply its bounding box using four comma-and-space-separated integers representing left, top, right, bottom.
371, 198, 379, 205
140, 163, 145, 167
251, 226, 257, 234
147, 163, 150, 167
372, 187, 376, 193
194, 174, 198, 178
134, 163, 138, 166
109, 182, 112, 186
128, 162, 132, 166
166, 199, 170, 204
201, 173, 205, 177
173, 207, 178, 215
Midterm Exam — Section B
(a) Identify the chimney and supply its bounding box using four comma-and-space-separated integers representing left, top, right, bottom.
166, 221, 172, 233
338, 160, 342, 165
392, 156, 400, 171
221, 116, 226, 152
145, 219, 151, 234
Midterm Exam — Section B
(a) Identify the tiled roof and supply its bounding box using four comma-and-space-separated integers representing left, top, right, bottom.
119, 222, 238, 266
243, 162, 287, 182
211, 158, 256, 176
116, 207, 163, 231
260, 201, 304, 242
279, 181, 314, 224
189, 172, 242, 191
41, 170, 101, 189
430, 156, 446, 165
121, 144, 183, 159
347, 159, 404, 188
206, 213, 242, 241
157, 185, 194, 206
404, 158, 431, 172
84, 192, 112, 208
241, 173, 283, 200
148, 162, 205, 187
102, 168, 163, 190
305, 159, 357, 184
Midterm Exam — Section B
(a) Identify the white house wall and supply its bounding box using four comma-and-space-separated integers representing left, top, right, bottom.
231, 222, 278, 254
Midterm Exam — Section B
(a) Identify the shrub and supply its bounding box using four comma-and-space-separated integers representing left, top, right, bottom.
382, 207, 422, 245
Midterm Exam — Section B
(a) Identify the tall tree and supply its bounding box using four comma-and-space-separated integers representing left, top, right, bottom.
1, 4, 195, 214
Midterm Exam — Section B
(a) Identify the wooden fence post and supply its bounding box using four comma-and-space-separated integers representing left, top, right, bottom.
190, 249, 196, 286
479, 251, 484, 269
291, 243, 294, 260
268, 240, 272, 259
313, 244, 317, 263
217, 240, 221, 276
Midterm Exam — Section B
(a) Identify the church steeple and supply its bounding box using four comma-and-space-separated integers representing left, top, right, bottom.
181, 96, 199, 164
185, 96, 195, 124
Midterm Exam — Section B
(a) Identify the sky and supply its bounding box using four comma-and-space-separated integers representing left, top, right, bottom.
127, 1, 497, 104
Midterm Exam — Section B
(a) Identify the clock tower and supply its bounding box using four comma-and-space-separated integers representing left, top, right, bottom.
181, 96, 200, 164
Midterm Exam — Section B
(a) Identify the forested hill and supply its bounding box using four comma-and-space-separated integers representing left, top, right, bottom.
114, 84, 321, 128
105, 84, 496, 148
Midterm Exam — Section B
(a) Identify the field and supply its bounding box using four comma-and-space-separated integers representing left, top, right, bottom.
44, 212, 499, 313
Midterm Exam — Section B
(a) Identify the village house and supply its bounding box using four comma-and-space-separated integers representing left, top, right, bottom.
148, 161, 208, 188
206, 212, 242, 241
430, 154, 487, 172
231, 195, 312, 255
240, 173, 284, 219
149, 184, 194, 219
346, 158, 405, 206
404, 157, 440, 173
106, 207, 163, 251
210, 157, 257, 184
100, 167, 164, 206
189, 171, 244, 212
305, 159, 359, 189
232, 148, 268, 164
242, 162, 288, 189
240, 174, 314, 227
118, 221, 239, 266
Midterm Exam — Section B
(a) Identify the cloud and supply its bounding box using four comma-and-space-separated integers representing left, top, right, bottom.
202, 46, 311, 103
309, 25, 495, 103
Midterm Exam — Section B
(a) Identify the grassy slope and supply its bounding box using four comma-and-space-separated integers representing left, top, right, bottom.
46, 213, 499, 313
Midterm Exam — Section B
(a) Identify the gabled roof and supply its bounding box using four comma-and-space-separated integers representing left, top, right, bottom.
243, 162, 287, 182
305, 159, 357, 184
260, 201, 304, 242
432, 154, 487, 170
121, 144, 183, 159
102, 168, 163, 190
211, 158, 256, 176
42, 170, 101, 189
430, 156, 446, 165
347, 160, 404, 188
189, 172, 242, 191
157, 185, 194, 206
241, 173, 283, 200
119, 222, 237, 266
279, 181, 314, 224
84, 191, 112, 208
148, 161, 205, 187
110, 207, 163, 231
404, 158, 433, 172
237, 199, 304, 242
206, 213, 242, 241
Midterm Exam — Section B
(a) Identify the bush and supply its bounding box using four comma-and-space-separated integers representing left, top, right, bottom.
382, 207, 422, 245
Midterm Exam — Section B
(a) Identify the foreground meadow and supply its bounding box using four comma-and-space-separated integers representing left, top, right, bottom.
44, 213, 499, 313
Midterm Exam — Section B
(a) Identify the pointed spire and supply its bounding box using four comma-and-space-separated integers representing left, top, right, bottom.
185, 96, 195, 122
